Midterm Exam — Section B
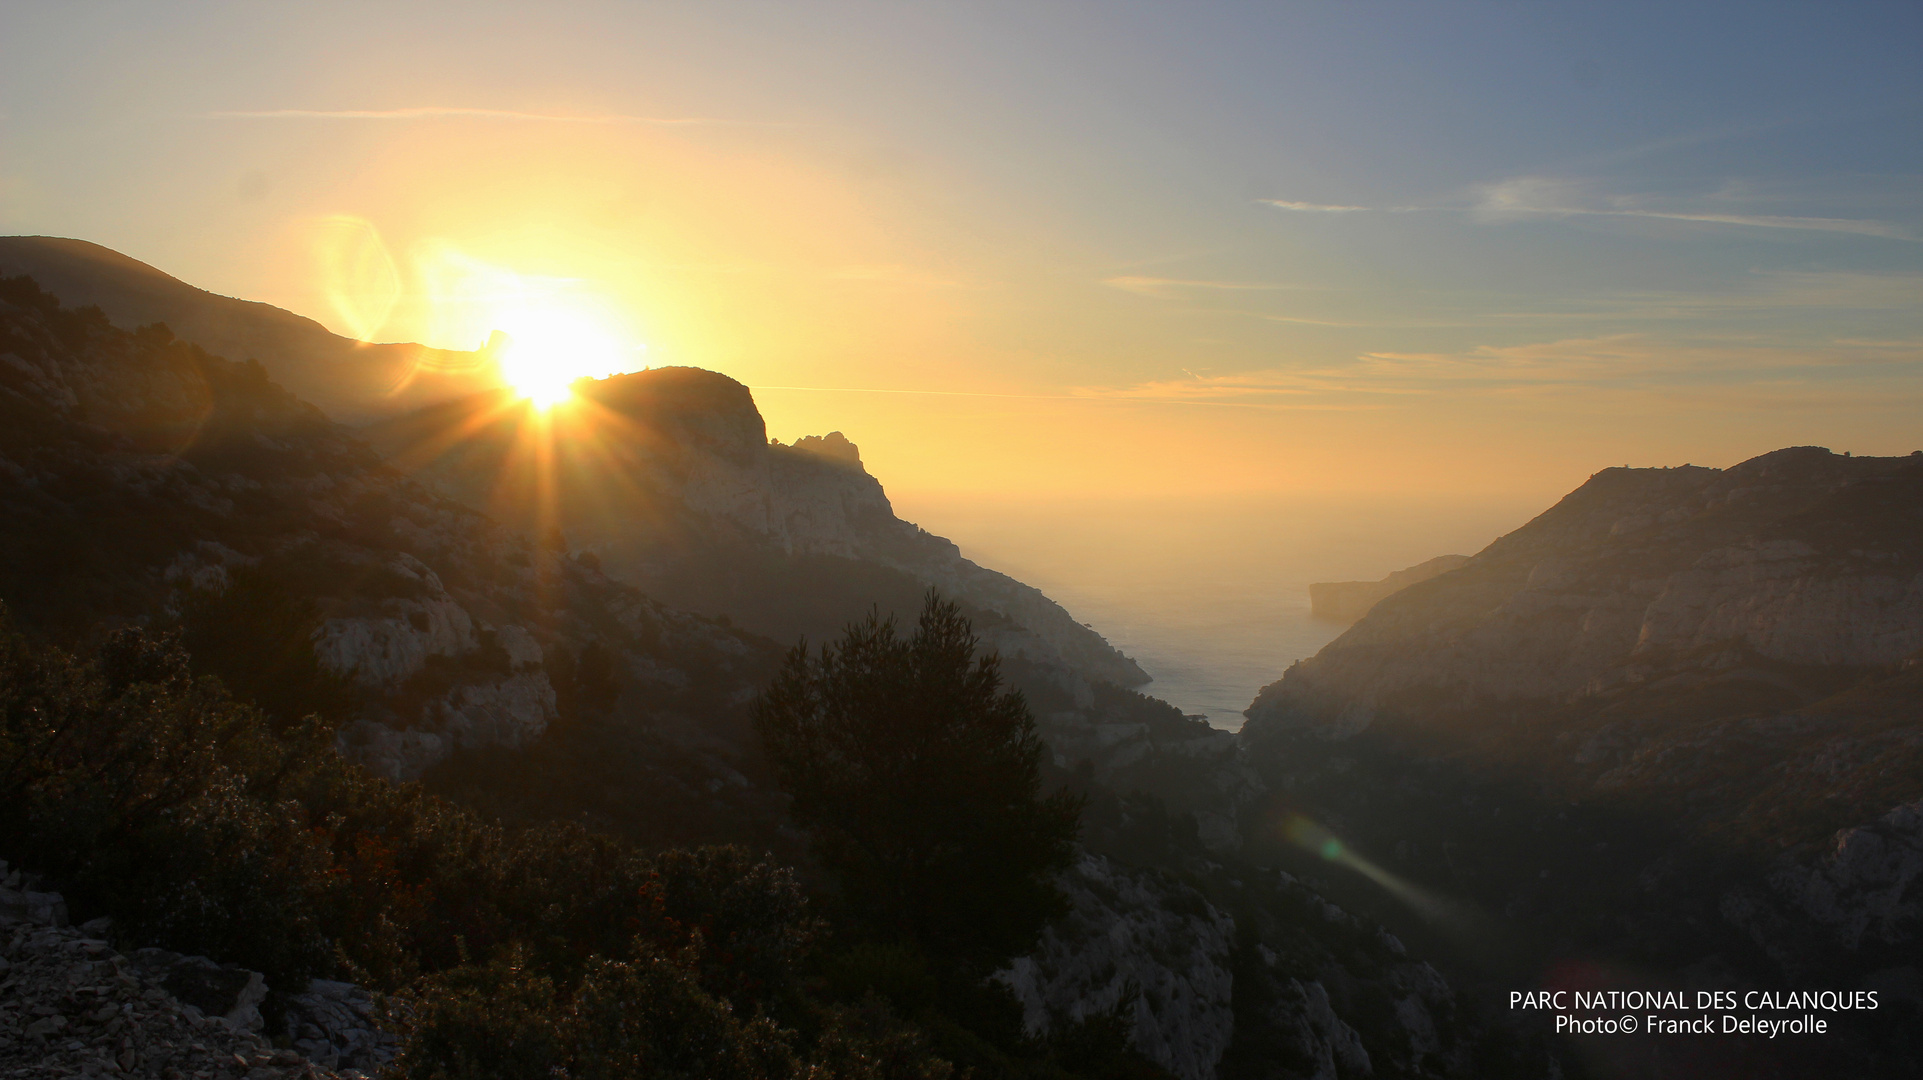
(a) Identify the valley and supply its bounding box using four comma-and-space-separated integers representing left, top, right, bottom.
1, 244, 1918, 1079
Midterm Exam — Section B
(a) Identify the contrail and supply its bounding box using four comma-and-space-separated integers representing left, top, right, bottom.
201, 107, 771, 126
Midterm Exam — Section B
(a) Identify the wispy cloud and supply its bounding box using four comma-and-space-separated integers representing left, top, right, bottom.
1619, 210, 1909, 240
1084, 334, 1923, 410
1258, 198, 1369, 213
201, 107, 767, 125
1229, 310, 1369, 327
1479, 271, 1923, 324
757, 331, 1923, 417
1102, 276, 1314, 297
1833, 338, 1923, 350
1472, 175, 1915, 240
1100, 276, 1376, 325
750, 384, 1268, 409
1251, 176, 1916, 241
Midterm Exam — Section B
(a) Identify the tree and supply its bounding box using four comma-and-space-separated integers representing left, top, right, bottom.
752, 592, 1081, 975
176, 566, 353, 729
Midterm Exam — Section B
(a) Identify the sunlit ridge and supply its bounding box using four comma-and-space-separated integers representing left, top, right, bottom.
314, 233, 645, 408
483, 291, 637, 408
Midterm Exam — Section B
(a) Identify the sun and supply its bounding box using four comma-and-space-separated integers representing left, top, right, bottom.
402, 245, 642, 407
489, 302, 631, 408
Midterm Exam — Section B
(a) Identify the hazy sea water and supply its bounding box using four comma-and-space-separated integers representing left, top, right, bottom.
1037, 579, 1346, 731
891, 492, 1543, 735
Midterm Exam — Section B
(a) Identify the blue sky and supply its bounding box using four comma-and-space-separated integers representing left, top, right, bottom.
2, 1, 1919, 501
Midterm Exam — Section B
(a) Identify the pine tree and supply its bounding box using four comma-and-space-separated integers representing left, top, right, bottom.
752, 592, 1080, 974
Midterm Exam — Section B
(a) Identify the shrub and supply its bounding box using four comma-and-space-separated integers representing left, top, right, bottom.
389, 943, 799, 1080
176, 566, 353, 728
0, 616, 335, 991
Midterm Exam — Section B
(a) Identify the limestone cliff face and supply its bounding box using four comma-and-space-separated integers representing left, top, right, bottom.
995, 852, 1489, 1080
1234, 448, 1923, 1075
591, 369, 1149, 687
0, 279, 779, 803
1769, 795, 1923, 945
0, 244, 1146, 688
375, 367, 1148, 688
1249, 447, 1923, 737
998, 852, 1237, 1080
309, 555, 479, 688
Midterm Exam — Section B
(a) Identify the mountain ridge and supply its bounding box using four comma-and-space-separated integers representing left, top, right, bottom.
0, 235, 1147, 688
1233, 446, 1923, 1076
0, 235, 494, 422
0, 258, 1527, 1080
1249, 446, 1923, 737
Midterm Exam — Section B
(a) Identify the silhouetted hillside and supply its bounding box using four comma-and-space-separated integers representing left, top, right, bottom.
1, 236, 1149, 689
0, 268, 1544, 1079
363, 366, 1152, 689
1241, 447, 1923, 1078
0, 235, 493, 421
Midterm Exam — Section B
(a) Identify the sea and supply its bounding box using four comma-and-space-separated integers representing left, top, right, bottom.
893, 492, 1541, 732
1029, 577, 1345, 731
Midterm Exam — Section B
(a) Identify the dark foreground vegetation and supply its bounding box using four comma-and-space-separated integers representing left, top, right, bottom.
0, 600, 1164, 1078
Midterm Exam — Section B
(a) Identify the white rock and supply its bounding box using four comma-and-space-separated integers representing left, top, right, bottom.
1271, 978, 1372, 1080
494, 624, 544, 669
1772, 799, 1923, 950
436, 671, 558, 751
311, 599, 477, 688
996, 852, 1236, 1080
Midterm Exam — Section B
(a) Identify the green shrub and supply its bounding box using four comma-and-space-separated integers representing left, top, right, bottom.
390, 943, 799, 1080
176, 566, 353, 728
0, 616, 335, 992
0, 611, 818, 1012
0, 604, 1143, 1078
384, 948, 571, 1080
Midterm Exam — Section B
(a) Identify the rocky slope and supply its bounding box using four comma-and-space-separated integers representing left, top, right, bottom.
0, 273, 790, 850
363, 370, 1148, 689
1, 265, 1543, 1077
995, 844, 1546, 1080
1253, 448, 1923, 735
1308, 555, 1471, 624
1, 860, 374, 1080
0, 263, 1173, 852
1240, 447, 1923, 1077
0, 236, 491, 423
0, 236, 1145, 691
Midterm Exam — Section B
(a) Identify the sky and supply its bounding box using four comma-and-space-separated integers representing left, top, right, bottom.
2, 0, 1920, 524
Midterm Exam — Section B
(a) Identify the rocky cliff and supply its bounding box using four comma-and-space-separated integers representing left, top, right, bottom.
995, 849, 1524, 1080
2, 262, 1541, 1078
1252, 447, 1923, 737
1239, 447, 1923, 1077
0, 273, 789, 848
0, 859, 382, 1080
998, 853, 1237, 1080
0, 237, 1147, 690
365, 367, 1149, 689
1308, 554, 1471, 624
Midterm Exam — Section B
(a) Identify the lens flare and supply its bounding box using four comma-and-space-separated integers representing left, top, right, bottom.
1278, 813, 1484, 931
311, 215, 401, 340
